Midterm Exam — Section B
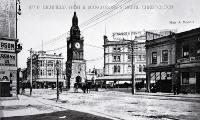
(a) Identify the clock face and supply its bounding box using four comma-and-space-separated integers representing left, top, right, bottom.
75, 42, 80, 49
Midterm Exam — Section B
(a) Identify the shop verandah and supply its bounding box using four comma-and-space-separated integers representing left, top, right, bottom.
96, 75, 146, 89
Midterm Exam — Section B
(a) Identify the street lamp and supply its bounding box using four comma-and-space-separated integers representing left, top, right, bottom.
16, 0, 21, 38
56, 61, 59, 102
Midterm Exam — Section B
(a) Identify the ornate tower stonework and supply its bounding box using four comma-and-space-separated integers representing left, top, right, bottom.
66, 12, 86, 88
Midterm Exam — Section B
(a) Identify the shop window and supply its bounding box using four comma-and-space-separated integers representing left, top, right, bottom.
182, 45, 189, 58
162, 50, 168, 62
152, 52, 157, 64
182, 72, 189, 84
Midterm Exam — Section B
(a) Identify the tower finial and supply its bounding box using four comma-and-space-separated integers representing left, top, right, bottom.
72, 11, 78, 26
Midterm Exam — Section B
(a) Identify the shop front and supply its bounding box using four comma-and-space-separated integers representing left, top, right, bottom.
146, 65, 174, 93
0, 38, 21, 97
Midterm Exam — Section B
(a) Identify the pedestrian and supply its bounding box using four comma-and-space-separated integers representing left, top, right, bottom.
74, 83, 78, 93
21, 82, 26, 94
59, 84, 63, 93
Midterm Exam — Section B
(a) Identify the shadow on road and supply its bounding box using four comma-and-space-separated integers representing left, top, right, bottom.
0, 110, 113, 120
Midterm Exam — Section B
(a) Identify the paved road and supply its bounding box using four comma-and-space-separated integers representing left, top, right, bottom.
1, 89, 200, 120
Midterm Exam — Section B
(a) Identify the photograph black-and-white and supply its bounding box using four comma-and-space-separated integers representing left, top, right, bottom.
0, 0, 200, 120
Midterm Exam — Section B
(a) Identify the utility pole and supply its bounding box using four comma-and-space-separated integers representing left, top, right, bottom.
56, 61, 59, 102
30, 48, 33, 96
131, 41, 135, 94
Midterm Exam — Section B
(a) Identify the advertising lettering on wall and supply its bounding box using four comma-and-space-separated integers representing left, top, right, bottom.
0, 40, 15, 52
0, 53, 16, 67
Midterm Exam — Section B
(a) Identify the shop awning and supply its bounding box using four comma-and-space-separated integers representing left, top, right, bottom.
96, 75, 146, 82
35, 78, 66, 82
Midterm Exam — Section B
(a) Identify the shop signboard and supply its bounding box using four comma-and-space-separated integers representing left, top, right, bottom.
0, 39, 15, 52
0, 52, 16, 67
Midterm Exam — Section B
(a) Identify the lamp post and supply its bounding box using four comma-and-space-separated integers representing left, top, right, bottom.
56, 61, 59, 102
16, 0, 21, 38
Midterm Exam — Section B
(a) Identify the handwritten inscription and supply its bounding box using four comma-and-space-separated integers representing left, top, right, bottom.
169, 20, 195, 24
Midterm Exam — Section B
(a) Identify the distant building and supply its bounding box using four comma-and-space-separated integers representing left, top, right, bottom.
175, 28, 200, 93
97, 35, 146, 88
86, 68, 104, 84
27, 51, 65, 88
145, 32, 176, 92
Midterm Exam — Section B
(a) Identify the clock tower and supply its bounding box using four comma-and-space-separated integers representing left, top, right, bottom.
66, 12, 86, 88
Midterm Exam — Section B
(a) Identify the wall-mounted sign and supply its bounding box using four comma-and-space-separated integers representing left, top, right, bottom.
0, 53, 16, 67
0, 40, 15, 52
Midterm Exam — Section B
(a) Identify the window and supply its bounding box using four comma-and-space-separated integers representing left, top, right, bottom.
183, 45, 189, 58
113, 55, 121, 62
48, 70, 52, 76
117, 47, 121, 52
113, 56, 117, 61
128, 65, 131, 74
47, 60, 54, 67
138, 55, 142, 61
182, 72, 189, 84
113, 47, 121, 52
139, 65, 142, 72
40, 70, 42, 76
113, 65, 120, 73
117, 56, 121, 62
143, 65, 146, 72
143, 55, 146, 60
118, 66, 120, 72
128, 55, 131, 62
162, 50, 168, 62
152, 52, 157, 64
113, 47, 117, 52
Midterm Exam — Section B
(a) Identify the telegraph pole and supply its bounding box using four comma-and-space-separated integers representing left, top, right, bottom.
30, 48, 33, 96
56, 61, 59, 102
131, 41, 135, 94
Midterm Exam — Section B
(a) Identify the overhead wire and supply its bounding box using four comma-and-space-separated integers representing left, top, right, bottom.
34, 0, 130, 49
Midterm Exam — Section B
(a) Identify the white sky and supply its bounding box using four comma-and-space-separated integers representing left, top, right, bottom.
17, 0, 200, 70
